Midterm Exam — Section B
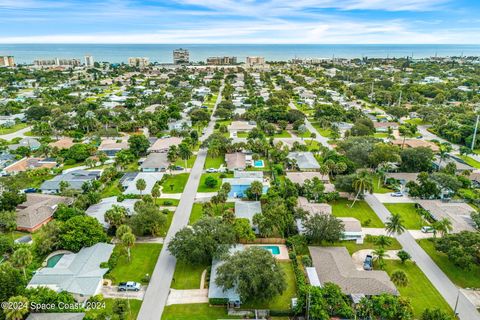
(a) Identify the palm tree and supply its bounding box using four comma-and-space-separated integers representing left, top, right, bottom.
178, 142, 192, 170
121, 232, 136, 262
116, 224, 132, 239
350, 171, 373, 208
435, 218, 453, 237
385, 213, 406, 236
399, 123, 418, 148
249, 180, 263, 201
373, 248, 386, 269
437, 143, 453, 170
136, 178, 146, 196
374, 235, 392, 248
152, 184, 161, 203
11, 248, 33, 280
4, 296, 29, 320
390, 270, 409, 287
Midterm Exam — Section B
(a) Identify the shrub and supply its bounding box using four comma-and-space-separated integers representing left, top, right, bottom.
64, 159, 76, 165
163, 200, 173, 206
301, 255, 312, 267
209, 298, 228, 305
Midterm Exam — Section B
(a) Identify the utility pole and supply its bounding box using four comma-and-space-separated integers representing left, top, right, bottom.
453, 290, 460, 317
398, 90, 402, 107
471, 114, 480, 150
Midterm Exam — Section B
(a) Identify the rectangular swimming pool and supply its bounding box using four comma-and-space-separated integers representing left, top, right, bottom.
259, 245, 280, 255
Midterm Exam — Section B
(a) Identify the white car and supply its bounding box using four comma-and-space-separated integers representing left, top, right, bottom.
390, 192, 403, 197
206, 168, 218, 173
421, 226, 434, 233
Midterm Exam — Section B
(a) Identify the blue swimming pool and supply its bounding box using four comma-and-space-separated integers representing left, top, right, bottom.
46, 254, 64, 268
259, 245, 280, 255
254, 160, 264, 168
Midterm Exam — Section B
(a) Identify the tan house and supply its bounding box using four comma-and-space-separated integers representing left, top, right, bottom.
147, 137, 183, 153
98, 138, 129, 157
4, 157, 57, 174
225, 152, 246, 170
227, 121, 256, 132
391, 139, 439, 152
16, 194, 73, 232
49, 138, 75, 150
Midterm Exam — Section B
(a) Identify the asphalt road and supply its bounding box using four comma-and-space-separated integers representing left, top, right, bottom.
288, 102, 332, 149
0, 125, 33, 141
137, 84, 223, 320
365, 194, 480, 320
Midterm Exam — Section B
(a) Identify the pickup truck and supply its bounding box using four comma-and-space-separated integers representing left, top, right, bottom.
118, 281, 141, 292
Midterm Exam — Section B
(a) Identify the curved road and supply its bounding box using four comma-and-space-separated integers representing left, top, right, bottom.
137, 83, 224, 320
365, 194, 480, 320
288, 102, 332, 150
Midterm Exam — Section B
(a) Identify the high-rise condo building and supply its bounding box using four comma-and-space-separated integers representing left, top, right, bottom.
173, 48, 190, 64
84, 55, 94, 67
246, 56, 265, 66
206, 56, 237, 65
128, 57, 150, 68
0, 56, 15, 67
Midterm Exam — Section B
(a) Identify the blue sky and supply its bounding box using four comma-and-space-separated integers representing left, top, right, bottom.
0, 0, 479, 43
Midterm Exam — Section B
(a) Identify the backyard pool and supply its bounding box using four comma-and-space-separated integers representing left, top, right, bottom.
254, 160, 265, 168
46, 254, 64, 268
259, 245, 280, 255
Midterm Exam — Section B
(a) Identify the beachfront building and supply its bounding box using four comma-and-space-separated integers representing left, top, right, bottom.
173, 48, 189, 64
128, 57, 149, 68
0, 56, 15, 67
206, 56, 237, 65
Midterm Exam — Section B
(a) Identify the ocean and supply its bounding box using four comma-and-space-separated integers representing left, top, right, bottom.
1, 44, 480, 64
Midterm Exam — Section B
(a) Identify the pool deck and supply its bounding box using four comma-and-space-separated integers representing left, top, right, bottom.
245, 244, 290, 260
43, 250, 73, 267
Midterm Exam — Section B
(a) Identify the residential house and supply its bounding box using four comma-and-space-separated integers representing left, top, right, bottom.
16, 194, 73, 232
3, 157, 57, 175
287, 152, 320, 171
373, 122, 398, 133
222, 171, 269, 198
8, 138, 41, 151
147, 137, 183, 153
227, 121, 256, 132
28, 243, 114, 301
235, 201, 261, 234
86, 196, 138, 227
417, 200, 476, 233
391, 139, 439, 152
0, 113, 25, 126
168, 119, 192, 131
308, 247, 398, 300
40, 170, 102, 194
296, 197, 362, 242
49, 138, 75, 150
98, 138, 129, 157
225, 152, 246, 171
122, 172, 163, 195
140, 153, 170, 172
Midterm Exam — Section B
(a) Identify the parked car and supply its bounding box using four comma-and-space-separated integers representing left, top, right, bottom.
363, 254, 373, 271
118, 281, 141, 292
23, 188, 38, 193
206, 168, 218, 173
173, 165, 184, 171
421, 226, 434, 233
390, 192, 403, 197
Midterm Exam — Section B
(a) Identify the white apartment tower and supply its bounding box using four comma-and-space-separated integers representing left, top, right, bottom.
84, 55, 94, 67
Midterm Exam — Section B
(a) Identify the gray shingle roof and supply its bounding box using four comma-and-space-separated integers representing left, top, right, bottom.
40, 170, 101, 192
287, 152, 320, 170
309, 246, 397, 296
28, 243, 114, 297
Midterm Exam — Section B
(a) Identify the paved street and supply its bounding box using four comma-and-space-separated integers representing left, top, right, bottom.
137, 83, 224, 320
365, 194, 480, 320
0, 126, 33, 141
288, 102, 332, 149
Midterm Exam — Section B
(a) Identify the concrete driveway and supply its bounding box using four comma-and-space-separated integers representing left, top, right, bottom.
166, 289, 208, 305
101, 285, 146, 300
352, 249, 400, 270
373, 193, 416, 203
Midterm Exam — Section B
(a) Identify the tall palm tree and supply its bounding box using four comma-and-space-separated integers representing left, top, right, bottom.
385, 213, 406, 236
178, 142, 192, 170
350, 171, 373, 207
136, 178, 146, 196
399, 123, 418, 148
435, 218, 453, 237
121, 232, 136, 262
11, 248, 33, 280
373, 248, 386, 269
374, 235, 392, 248
437, 143, 453, 170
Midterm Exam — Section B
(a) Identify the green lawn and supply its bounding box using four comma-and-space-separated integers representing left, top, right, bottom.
404, 118, 427, 126
331, 198, 384, 228
161, 173, 189, 193
329, 236, 402, 255
241, 262, 297, 311
271, 130, 291, 138
85, 298, 142, 320
294, 129, 311, 138
0, 123, 28, 135
372, 176, 394, 193
197, 172, 233, 192
189, 203, 204, 224
162, 304, 241, 320
107, 243, 162, 284
458, 155, 480, 169
237, 132, 249, 138
101, 180, 123, 198
373, 132, 389, 139
174, 155, 197, 168
383, 260, 453, 318
171, 261, 208, 289
160, 210, 174, 236
204, 155, 225, 169
384, 203, 425, 230
417, 239, 480, 288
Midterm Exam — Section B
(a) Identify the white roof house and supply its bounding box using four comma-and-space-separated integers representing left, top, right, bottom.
235, 201, 261, 234
123, 172, 163, 195
287, 152, 320, 171
86, 196, 138, 227
28, 243, 114, 301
